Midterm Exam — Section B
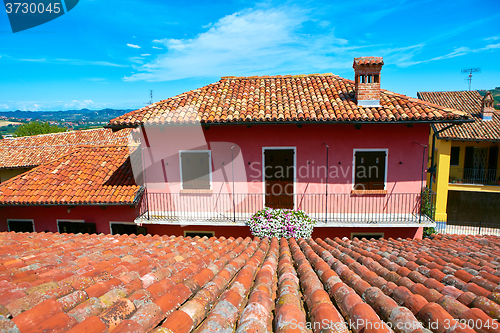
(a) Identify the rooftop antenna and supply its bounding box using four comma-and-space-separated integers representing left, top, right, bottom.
461, 68, 481, 91
145, 90, 154, 105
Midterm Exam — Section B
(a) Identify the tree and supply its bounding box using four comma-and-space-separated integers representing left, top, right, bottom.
14, 121, 67, 137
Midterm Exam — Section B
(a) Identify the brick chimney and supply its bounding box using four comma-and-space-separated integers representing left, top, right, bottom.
353, 57, 384, 107
481, 91, 494, 120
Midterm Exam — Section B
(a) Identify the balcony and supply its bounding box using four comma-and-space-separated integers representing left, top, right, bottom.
136, 191, 435, 226
449, 168, 499, 186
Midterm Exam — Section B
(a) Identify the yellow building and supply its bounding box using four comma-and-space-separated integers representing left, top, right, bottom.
418, 91, 500, 223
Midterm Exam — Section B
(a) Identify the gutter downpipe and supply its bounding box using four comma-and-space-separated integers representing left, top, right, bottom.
323, 143, 329, 224
141, 124, 151, 221
231, 145, 235, 223
413, 142, 428, 223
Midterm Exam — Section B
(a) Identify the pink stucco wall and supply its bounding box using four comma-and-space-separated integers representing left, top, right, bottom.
0, 205, 138, 234
141, 224, 423, 240
137, 123, 430, 215
140, 123, 429, 192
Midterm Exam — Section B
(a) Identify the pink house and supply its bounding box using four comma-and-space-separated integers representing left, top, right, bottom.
106, 57, 468, 239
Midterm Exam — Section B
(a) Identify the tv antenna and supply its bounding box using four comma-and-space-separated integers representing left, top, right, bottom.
461, 68, 481, 91
145, 90, 154, 105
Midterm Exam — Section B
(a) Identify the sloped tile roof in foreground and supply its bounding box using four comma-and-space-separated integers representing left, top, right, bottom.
0, 145, 142, 205
0, 128, 132, 170
1, 232, 499, 333
109, 74, 468, 127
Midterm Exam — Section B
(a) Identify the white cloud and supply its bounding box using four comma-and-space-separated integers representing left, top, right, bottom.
127, 43, 141, 49
0, 100, 93, 111
84, 77, 108, 83
129, 56, 145, 64
479, 43, 500, 51
395, 40, 500, 67
484, 36, 500, 41
125, 7, 355, 81
428, 46, 471, 61
1, 100, 142, 111
152, 46, 163, 50
13, 57, 127, 67
121, 6, 500, 81
64, 100, 96, 109
141, 54, 151, 56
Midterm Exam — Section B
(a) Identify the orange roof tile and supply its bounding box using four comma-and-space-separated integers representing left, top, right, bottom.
109, 74, 467, 127
0, 146, 142, 205
1, 233, 499, 332
354, 57, 384, 66
0, 128, 132, 169
418, 91, 500, 141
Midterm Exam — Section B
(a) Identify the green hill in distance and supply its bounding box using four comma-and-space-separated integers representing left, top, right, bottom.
0, 108, 134, 122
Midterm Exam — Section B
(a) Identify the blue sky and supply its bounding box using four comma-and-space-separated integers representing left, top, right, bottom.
1, 0, 499, 111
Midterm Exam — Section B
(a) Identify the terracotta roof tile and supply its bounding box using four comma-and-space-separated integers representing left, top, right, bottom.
0, 145, 142, 205
354, 57, 385, 66
418, 91, 500, 141
0, 128, 132, 169
1, 232, 500, 332
109, 75, 467, 127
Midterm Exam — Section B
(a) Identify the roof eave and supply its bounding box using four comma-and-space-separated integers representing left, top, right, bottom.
0, 186, 145, 207
0, 165, 38, 170
0, 201, 138, 207
104, 124, 139, 131
108, 118, 473, 128
437, 136, 500, 142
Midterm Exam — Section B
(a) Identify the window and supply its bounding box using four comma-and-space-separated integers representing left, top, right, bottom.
110, 222, 147, 235
57, 220, 96, 234
354, 150, 387, 190
180, 151, 211, 190
8, 220, 34, 232
351, 232, 384, 240
450, 147, 460, 166
184, 230, 215, 238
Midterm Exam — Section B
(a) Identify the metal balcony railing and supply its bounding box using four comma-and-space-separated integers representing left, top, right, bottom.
435, 220, 500, 236
137, 190, 436, 224
450, 168, 498, 185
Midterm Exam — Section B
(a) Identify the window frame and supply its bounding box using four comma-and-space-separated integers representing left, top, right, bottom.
7, 219, 35, 232
179, 150, 212, 190
352, 149, 388, 191
351, 232, 384, 240
57, 219, 95, 234
184, 230, 215, 238
109, 221, 147, 235
450, 147, 460, 166
261, 146, 297, 208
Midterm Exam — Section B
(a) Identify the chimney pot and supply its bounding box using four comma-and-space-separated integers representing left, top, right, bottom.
353, 57, 384, 107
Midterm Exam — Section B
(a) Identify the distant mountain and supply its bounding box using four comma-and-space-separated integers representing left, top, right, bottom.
0, 108, 134, 122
